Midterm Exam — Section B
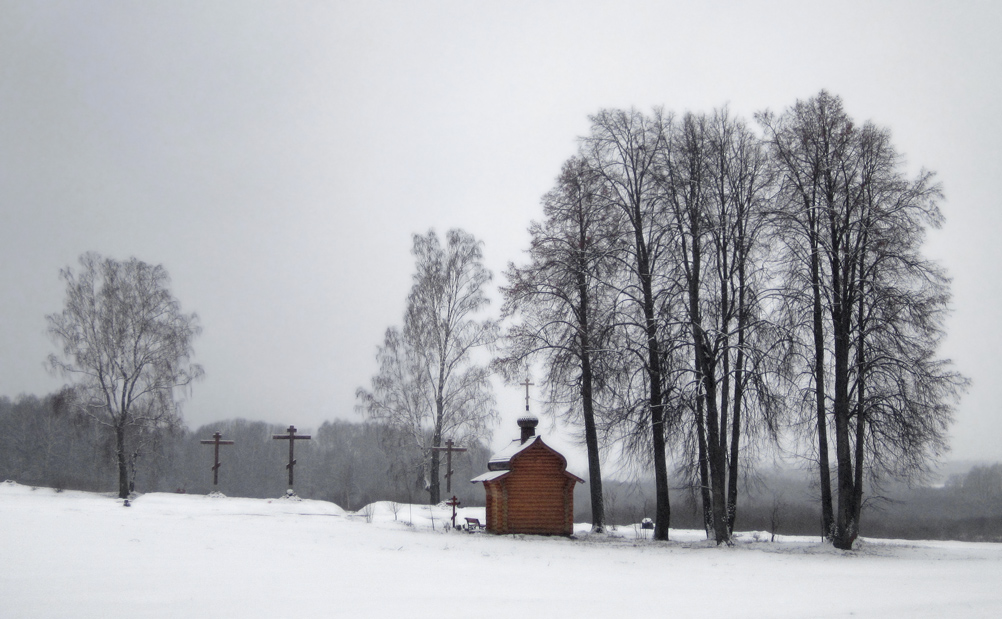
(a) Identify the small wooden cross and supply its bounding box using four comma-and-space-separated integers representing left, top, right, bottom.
272, 425, 311, 487
520, 377, 534, 413
200, 431, 235, 486
430, 438, 468, 493
445, 495, 461, 529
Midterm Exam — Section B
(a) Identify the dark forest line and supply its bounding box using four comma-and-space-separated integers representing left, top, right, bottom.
0, 392, 491, 510
584, 464, 1002, 543
3, 391, 998, 541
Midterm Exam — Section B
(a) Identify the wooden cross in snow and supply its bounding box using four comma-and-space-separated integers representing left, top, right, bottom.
446, 495, 461, 529
199, 431, 234, 486
430, 439, 467, 493
272, 425, 311, 487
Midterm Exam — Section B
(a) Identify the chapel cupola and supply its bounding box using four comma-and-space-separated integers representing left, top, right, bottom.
517, 415, 538, 444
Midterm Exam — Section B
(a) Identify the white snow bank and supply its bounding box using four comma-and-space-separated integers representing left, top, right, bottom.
2, 481, 1001, 618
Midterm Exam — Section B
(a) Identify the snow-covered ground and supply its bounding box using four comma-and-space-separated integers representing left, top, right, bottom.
2, 480, 1000, 618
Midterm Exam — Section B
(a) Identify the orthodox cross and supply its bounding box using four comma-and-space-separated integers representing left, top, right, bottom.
272, 425, 311, 487
199, 431, 234, 486
520, 377, 534, 412
430, 439, 468, 493
445, 495, 461, 529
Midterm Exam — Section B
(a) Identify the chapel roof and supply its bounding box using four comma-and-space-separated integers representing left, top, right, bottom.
470, 434, 583, 484
487, 435, 540, 470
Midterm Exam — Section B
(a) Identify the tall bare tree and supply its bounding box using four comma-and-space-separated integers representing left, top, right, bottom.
761, 91, 965, 548
582, 108, 675, 540
705, 109, 780, 535
658, 109, 779, 544
835, 120, 965, 548
46, 252, 203, 499
660, 110, 739, 544
498, 156, 621, 532
357, 229, 498, 504
758, 93, 846, 538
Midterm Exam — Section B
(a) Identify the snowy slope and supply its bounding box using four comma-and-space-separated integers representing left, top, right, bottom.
2, 480, 1000, 618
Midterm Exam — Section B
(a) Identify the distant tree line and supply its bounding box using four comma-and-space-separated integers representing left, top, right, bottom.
6, 389, 997, 542
0, 394, 490, 510
572, 465, 1002, 543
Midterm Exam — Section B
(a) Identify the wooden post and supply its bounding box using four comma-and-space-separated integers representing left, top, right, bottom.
272, 425, 311, 488
430, 439, 468, 494
199, 431, 234, 486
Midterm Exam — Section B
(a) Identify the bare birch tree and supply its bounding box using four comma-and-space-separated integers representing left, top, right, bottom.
46, 252, 203, 499
357, 229, 498, 504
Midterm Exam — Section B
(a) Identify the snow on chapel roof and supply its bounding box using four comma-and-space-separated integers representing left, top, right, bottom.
470, 433, 583, 485
471, 410, 582, 484
489, 435, 539, 468
470, 437, 539, 482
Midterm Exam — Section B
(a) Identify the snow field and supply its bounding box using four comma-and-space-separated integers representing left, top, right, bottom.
2, 481, 1001, 618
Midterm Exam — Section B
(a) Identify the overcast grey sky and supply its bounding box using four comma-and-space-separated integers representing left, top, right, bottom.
2, 1, 1000, 467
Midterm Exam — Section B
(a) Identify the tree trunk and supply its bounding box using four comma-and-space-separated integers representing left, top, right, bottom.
810, 217, 834, 539
429, 353, 448, 505
851, 365, 866, 546
852, 253, 867, 537
430, 396, 444, 504
727, 332, 745, 534
428, 448, 440, 504
831, 243, 857, 550
727, 243, 749, 534
694, 331, 730, 544
578, 269, 606, 532
686, 223, 730, 545
694, 394, 713, 537
651, 384, 671, 541
638, 248, 671, 541
116, 423, 129, 499
580, 350, 606, 532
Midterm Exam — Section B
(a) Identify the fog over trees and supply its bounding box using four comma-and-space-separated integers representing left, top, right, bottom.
1, 90, 973, 549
